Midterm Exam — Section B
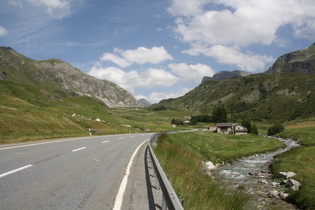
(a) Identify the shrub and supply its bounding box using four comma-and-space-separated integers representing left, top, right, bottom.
267, 124, 285, 136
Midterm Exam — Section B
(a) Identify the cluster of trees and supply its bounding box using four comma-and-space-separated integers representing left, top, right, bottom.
171, 107, 228, 125
192, 107, 228, 123
267, 124, 285, 136
241, 120, 259, 135
152, 105, 167, 111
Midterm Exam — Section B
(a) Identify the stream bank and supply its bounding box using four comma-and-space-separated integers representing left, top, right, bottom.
211, 137, 300, 209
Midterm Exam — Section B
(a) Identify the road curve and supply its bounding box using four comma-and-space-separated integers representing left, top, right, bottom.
0, 133, 152, 210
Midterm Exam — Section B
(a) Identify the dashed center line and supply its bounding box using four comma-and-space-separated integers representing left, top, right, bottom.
118, 137, 124, 140
72, 147, 86, 152
102, 141, 109, 143
0, 164, 33, 179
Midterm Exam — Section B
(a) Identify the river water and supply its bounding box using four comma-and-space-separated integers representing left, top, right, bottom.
212, 137, 300, 209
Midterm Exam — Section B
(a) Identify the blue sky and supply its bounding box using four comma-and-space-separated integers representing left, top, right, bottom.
1, 0, 314, 103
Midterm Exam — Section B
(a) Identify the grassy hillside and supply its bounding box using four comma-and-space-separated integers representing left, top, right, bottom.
159, 73, 315, 123
0, 80, 141, 144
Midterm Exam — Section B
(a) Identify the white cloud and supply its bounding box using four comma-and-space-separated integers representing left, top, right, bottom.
100, 53, 132, 68
0, 26, 8, 37
141, 68, 179, 87
168, 63, 215, 83
27, 0, 71, 19
88, 66, 179, 92
168, 0, 315, 72
170, 0, 315, 46
184, 44, 274, 72
98, 46, 173, 67
148, 88, 190, 103
121, 46, 173, 64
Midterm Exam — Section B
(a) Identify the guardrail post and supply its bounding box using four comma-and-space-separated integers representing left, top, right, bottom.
162, 196, 167, 210
180, 199, 185, 207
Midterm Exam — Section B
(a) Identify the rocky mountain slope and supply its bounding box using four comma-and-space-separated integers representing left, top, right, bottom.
201, 70, 251, 84
138, 98, 152, 107
266, 43, 315, 74
158, 44, 315, 123
0, 47, 142, 108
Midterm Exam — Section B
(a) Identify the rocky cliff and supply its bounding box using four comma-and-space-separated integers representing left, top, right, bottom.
266, 43, 315, 74
201, 70, 251, 84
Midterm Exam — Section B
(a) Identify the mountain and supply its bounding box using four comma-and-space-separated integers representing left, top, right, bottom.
201, 70, 251, 84
138, 98, 152, 107
266, 43, 315, 74
0, 47, 142, 107
158, 44, 315, 123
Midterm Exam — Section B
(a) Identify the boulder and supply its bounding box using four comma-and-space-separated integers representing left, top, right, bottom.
280, 192, 289, 200
280, 179, 289, 185
286, 171, 296, 178
286, 179, 301, 191
258, 179, 268, 184
277, 172, 287, 179
205, 161, 217, 170
268, 190, 280, 198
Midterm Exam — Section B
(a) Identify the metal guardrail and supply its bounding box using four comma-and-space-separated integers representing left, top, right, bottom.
148, 132, 184, 210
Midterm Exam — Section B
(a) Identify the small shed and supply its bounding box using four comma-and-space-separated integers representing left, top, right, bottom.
234, 124, 248, 135
216, 123, 232, 134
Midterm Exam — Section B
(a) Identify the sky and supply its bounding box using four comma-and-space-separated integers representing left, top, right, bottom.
1, 0, 315, 103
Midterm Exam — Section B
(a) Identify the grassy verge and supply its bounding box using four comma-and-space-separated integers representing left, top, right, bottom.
271, 121, 315, 209
154, 132, 284, 209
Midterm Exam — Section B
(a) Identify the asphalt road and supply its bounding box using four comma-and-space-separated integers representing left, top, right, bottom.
0, 133, 152, 210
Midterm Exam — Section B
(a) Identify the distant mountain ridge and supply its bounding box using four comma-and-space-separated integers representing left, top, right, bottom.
201, 70, 251, 84
138, 98, 152, 107
0, 47, 142, 108
266, 43, 315, 74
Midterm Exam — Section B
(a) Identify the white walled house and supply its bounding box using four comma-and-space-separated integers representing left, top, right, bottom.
216, 123, 232, 134
234, 124, 248, 135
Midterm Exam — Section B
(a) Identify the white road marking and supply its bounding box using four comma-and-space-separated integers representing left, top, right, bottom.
0, 165, 33, 178
102, 141, 109, 143
118, 137, 124, 140
72, 147, 86, 152
113, 139, 148, 210
0, 136, 96, 151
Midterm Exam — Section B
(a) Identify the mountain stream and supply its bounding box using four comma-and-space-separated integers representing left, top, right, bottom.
212, 137, 301, 209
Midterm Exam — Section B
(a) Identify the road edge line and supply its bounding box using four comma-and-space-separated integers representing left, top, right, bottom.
113, 139, 148, 210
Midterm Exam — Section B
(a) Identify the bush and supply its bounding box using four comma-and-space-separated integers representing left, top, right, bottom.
152, 105, 167, 111
267, 124, 285, 136
171, 118, 183, 125
252, 124, 259, 135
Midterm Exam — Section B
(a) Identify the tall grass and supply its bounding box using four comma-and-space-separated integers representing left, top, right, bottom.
154, 132, 284, 209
